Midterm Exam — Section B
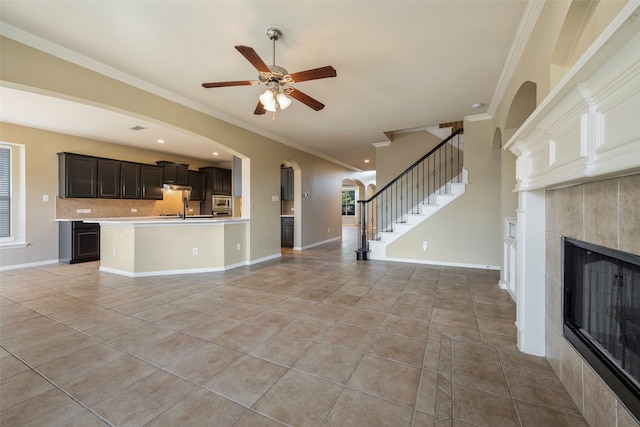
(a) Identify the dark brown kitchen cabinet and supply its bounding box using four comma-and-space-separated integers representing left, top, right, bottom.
281, 216, 294, 248
188, 170, 206, 201
59, 221, 100, 264
281, 167, 294, 201
97, 158, 120, 198
58, 153, 98, 198
213, 167, 232, 196
140, 164, 164, 200
120, 161, 141, 199
200, 166, 232, 197
157, 161, 189, 185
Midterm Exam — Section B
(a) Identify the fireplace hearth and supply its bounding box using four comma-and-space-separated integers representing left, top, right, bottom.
563, 237, 640, 418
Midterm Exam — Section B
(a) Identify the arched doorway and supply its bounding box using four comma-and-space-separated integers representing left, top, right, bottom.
341, 178, 365, 226
280, 160, 302, 249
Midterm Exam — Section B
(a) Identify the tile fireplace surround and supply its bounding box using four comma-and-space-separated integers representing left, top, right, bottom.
504, 5, 640, 426
546, 176, 640, 426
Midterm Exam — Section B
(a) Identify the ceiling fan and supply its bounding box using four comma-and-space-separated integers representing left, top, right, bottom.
202, 28, 336, 115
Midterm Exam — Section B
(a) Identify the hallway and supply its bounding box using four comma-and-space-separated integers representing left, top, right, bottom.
0, 226, 585, 426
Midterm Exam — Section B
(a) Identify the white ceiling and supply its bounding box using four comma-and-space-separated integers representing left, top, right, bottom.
0, 1, 528, 170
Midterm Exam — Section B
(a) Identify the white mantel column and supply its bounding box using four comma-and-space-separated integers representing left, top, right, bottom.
515, 189, 546, 356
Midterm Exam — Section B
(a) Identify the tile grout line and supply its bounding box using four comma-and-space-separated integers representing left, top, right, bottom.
0, 343, 116, 427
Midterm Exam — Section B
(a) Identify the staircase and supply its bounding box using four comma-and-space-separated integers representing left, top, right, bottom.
356, 128, 466, 261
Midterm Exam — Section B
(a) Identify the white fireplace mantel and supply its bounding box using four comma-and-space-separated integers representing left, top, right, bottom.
505, 5, 640, 191
504, 4, 640, 356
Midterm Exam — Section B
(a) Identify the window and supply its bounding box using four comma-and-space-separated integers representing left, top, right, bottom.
0, 146, 10, 238
342, 189, 355, 216
0, 142, 25, 248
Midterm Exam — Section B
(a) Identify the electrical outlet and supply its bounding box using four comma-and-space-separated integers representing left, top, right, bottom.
85, 209, 91, 213
112, 248, 117, 256
131, 208, 137, 213
422, 241, 428, 251
189, 208, 193, 213
192, 248, 198, 255
236, 243, 241, 251
42, 195, 49, 202
328, 228, 331, 233
76, 209, 83, 213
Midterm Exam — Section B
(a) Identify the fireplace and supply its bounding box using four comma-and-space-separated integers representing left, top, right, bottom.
563, 237, 640, 418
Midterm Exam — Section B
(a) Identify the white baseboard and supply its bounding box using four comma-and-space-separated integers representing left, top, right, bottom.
383, 257, 500, 270
298, 236, 342, 250
0, 259, 59, 272
247, 253, 282, 264
99, 265, 227, 277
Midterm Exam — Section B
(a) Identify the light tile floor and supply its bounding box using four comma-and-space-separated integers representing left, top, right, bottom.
0, 226, 586, 426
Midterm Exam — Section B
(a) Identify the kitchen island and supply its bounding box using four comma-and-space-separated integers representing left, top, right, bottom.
85, 217, 249, 277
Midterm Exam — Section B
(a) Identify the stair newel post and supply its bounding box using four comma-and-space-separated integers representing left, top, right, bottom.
356, 199, 369, 260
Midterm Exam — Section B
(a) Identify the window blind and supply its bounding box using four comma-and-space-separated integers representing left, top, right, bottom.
0, 146, 11, 238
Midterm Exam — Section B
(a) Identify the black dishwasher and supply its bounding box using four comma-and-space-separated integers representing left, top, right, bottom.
59, 221, 100, 263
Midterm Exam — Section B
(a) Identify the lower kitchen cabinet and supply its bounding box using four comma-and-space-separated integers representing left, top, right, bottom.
281, 216, 294, 248
59, 221, 100, 263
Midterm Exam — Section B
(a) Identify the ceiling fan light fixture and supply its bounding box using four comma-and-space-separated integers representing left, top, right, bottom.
260, 89, 277, 111
277, 92, 291, 110
202, 27, 335, 116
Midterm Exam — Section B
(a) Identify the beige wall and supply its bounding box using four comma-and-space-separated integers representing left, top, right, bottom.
1, 37, 348, 268
385, 119, 501, 267
545, 175, 640, 426
375, 131, 442, 188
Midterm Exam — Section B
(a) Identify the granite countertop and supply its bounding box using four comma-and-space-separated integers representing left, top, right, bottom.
56, 216, 248, 224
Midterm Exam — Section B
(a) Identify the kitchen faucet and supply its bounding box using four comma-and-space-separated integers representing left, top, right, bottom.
182, 192, 188, 219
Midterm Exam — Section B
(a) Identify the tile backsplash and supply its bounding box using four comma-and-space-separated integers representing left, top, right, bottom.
56, 190, 200, 219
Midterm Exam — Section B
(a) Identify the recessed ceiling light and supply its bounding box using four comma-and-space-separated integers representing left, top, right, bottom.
157, 139, 165, 144
471, 103, 483, 109
212, 152, 219, 156
364, 159, 370, 163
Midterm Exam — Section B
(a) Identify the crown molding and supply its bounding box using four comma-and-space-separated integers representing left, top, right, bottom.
372, 141, 391, 148
487, 0, 544, 118
465, 113, 492, 122
0, 22, 362, 171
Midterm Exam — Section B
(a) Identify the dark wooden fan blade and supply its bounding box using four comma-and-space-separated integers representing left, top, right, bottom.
254, 101, 266, 115
288, 66, 336, 83
235, 45, 271, 73
202, 80, 255, 88
288, 88, 325, 111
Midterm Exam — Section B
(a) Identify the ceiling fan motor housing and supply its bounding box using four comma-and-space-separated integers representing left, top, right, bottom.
266, 28, 281, 41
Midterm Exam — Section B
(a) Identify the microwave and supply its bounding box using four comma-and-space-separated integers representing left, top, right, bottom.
212, 195, 232, 211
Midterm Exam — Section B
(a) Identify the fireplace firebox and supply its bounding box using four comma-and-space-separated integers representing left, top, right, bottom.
563, 237, 640, 418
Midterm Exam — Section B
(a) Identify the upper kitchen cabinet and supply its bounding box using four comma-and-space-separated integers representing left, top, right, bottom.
215, 167, 232, 196
200, 166, 232, 196
140, 164, 164, 200
188, 170, 206, 201
97, 158, 121, 198
120, 161, 141, 199
58, 152, 98, 198
157, 161, 189, 185
281, 167, 294, 201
